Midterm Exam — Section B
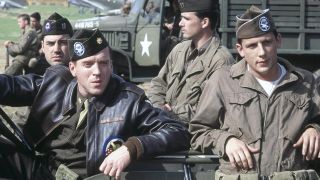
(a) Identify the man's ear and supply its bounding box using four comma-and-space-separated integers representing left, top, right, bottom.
276, 33, 282, 49
69, 61, 77, 77
236, 43, 245, 58
201, 17, 210, 28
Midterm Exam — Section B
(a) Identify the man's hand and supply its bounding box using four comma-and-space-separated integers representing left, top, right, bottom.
225, 137, 259, 170
162, 104, 172, 111
293, 127, 320, 160
99, 145, 131, 180
4, 40, 12, 48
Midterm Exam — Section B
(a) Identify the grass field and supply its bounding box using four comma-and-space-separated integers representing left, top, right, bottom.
0, 4, 95, 41
0, 5, 97, 71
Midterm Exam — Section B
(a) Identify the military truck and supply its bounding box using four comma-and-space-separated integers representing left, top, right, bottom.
73, 0, 180, 82
219, 0, 320, 73
73, 0, 320, 82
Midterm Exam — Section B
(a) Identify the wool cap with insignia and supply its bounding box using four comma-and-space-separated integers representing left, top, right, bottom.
236, 5, 276, 39
68, 28, 109, 61
42, 12, 73, 37
178, 0, 219, 13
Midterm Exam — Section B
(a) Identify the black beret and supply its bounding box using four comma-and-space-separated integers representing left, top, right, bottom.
30, 12, 41, 21
68, 28, 109, 61
42, 12, 73, 37
236, 5, 276, 39
178, 0, 219, 13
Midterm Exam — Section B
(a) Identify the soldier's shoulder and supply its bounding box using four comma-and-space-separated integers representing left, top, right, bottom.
122, 82, 145, 96
112, 75, 145, 96
173, 39, 191, 50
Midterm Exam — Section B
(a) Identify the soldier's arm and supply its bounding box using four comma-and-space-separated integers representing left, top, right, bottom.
0, 74, 42, 106
189, 70, 234, 156
147, 50, 174, 107
7, 30, 38, 55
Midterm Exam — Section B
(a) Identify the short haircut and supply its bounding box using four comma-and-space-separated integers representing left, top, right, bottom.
195, 11, 220, 30
18, 14, 30, 24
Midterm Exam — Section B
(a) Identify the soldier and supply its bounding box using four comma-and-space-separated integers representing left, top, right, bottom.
28, 12, 73, 75
3, 14, 39, 75
0, 29, 190, 180
30, 12, 42, 39
28, 12, 43, 73
3, 12, 74, 126
147, 0, 235, 124
189, 5, 320, 179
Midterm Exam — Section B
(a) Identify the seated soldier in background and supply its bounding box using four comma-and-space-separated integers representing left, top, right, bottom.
4, 13, 39, 75
30, 12, 42, 38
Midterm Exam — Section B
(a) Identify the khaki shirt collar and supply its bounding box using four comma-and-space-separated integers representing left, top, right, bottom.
189, 36, 213, 57
230, 57, 303, 88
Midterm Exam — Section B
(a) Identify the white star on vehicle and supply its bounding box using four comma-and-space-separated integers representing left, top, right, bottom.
140, 33, 152, 56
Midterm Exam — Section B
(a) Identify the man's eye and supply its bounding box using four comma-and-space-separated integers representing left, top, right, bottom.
84, 63, 93, 67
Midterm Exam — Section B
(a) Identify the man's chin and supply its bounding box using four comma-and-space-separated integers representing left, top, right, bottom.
50, 60, 64, 66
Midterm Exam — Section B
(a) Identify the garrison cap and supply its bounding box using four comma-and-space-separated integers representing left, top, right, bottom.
42, 12, 73, 37
68, 28, 109, 61
236, 5, 276, 39
178, 0, 219, 13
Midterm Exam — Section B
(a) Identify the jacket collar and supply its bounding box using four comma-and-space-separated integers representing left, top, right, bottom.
173, 36, 221, 80
62, 74, 124, 116
230, 57, 304, 89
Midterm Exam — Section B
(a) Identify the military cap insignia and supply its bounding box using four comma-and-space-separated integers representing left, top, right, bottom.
103, 137, 124, 156
179, 2, 184, 9
74, 42, 85, 56
45, 22, 51, 32
259, 16, 270, 32
97, 37, 103, 44
61, 22, 66, 30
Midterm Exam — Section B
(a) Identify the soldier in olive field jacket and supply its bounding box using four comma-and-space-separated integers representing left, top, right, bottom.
147, 0, 235, 124
4, 14, 39, 75
190, 5, 320, 179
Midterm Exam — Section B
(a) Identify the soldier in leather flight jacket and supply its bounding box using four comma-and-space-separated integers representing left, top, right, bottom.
0, 28, 190, 180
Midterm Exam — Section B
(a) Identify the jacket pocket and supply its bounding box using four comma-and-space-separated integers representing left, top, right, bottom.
187, 82, 202, 105
285, 94, 310, 110
226, 92, 259, 122
228, 92, 258, 105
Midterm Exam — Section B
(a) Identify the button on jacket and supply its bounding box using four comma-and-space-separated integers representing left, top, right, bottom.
190, 57, 320, 176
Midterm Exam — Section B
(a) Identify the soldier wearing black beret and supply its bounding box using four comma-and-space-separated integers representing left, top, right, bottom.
190, 5, 320, 179
148, 0, 235, 123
